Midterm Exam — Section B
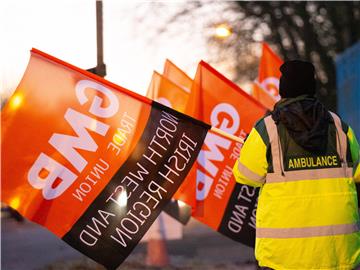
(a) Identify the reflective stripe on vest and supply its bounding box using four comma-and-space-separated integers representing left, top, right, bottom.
257, 222, 360, 238
330, 112, 356, 180
330, 112, 348, 167
266, 167, 353, 183
237, 160, 266, 184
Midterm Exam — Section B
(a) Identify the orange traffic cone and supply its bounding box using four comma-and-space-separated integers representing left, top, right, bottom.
146, 238, 170, 267
146, 214, 170, 267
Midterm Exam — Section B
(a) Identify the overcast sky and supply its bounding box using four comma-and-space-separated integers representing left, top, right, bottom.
1, 0, 211, 99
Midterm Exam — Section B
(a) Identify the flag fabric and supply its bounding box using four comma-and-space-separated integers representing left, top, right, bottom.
257, 42, 283, 97
252, 42, 283, 110
252, 82, 278, 111
1, 49, 210, 269
163, 59, 192, 92
184, 61, 267, 247
146, 71, 190, 113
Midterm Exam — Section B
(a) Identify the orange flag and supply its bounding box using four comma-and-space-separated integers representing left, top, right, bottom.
252, 42, 283, 110
163, 59, 192, 92
252, 83, 278, 110
1, 49, 211, 268
181, 61, 267, 246
146, 71, 190, 113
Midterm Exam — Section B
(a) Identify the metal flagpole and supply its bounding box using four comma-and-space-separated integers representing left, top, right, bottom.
87, 0, 106, 77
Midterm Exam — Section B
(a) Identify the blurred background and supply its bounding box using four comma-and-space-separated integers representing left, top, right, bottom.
1, 1, 360, 269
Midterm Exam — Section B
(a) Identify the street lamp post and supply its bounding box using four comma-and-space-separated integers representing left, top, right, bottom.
87, 0, 106, 77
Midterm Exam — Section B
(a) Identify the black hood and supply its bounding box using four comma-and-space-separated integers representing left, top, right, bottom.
271, 95, 331, 153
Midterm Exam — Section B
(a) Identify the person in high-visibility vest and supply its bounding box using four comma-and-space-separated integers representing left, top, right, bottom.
233, 60, 360, 270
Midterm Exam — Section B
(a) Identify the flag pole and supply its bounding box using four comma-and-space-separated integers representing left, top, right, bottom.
210, 126, 245, 144
95, 0, 106, 77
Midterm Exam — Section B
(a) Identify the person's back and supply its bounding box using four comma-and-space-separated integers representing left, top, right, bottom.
233, 60, 360, 270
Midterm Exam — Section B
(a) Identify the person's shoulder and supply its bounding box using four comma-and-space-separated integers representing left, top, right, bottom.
253, 114, 271, 146
254, 111, 272, 128
254, 116, 266, 132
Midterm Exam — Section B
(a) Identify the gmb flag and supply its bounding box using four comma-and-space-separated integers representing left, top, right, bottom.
146, 71, 190, 113
163, 59, 192, 92
185, 61, 267, 247
252, 42, 283, 110
1, 49, 210, 269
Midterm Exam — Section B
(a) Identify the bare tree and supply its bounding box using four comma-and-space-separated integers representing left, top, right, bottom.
231, 1, 360, 110
145, 1, 360, 110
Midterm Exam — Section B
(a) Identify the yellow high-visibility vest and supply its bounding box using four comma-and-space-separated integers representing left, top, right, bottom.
233, 113, 360, 270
